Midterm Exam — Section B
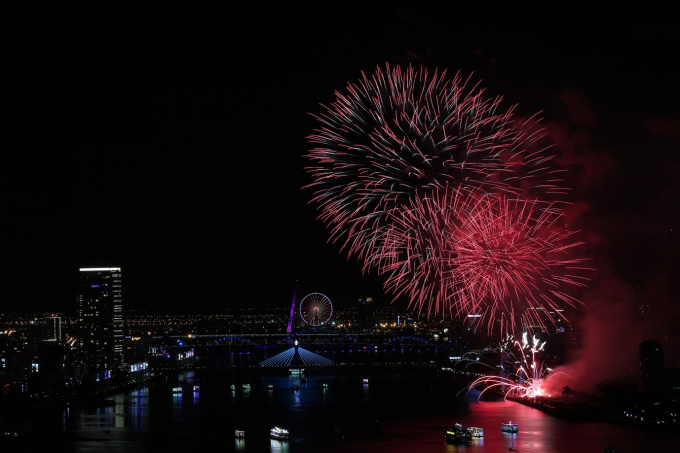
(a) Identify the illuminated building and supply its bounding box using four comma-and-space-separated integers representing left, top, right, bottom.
46, 314, 62, 341
77, 267, 125, 380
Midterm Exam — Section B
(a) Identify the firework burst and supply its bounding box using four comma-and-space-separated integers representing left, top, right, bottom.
361, 189, 589, 334
461, 332, 571, 399
303, 63, 589, 335
304, 63, 568, 254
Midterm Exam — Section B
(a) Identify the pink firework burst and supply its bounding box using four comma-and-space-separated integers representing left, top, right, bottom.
363, 188, 590, 335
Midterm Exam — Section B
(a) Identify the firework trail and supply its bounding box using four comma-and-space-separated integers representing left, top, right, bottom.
303, 63, 588, 334
460, 332, 571, 399
362, 189, 590, 334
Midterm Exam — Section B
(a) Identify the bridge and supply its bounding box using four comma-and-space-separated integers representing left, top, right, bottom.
164, 329, 435, 347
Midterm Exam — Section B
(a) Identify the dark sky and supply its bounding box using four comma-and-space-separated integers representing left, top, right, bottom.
3, 5, 679, 324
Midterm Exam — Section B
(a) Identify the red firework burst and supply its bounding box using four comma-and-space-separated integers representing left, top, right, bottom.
363, 188, 590, 335
303, 63, 588, 335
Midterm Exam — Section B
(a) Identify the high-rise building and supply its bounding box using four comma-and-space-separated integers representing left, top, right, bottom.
46, 314, 62, 342
77, 267, 125, 380
638, 340, 664, 399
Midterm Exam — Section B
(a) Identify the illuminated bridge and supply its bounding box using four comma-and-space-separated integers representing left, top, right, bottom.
155, 331, 453, 370
257, 340, 336, 367
167, 329, 435, 347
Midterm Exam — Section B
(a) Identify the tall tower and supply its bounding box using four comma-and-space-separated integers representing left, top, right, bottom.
287, 280, 298, 334
77, 267, 125, 379
46, 314, 62, 341
638, 340, 664, 399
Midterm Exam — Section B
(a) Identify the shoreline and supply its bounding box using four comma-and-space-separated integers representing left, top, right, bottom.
507, 394, 679, 433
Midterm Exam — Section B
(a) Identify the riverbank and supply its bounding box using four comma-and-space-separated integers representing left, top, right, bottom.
507, 394, 606, 422
0, 370, 167, 435
507, 393, 680, 432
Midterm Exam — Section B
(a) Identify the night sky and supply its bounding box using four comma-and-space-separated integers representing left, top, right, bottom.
4, 2, 679, 341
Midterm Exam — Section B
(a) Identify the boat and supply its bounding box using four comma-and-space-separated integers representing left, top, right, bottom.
445, 423, 472, 444
234, 429, 245, 439
268, 384, 274, 389
362, 378, 369, 385
292, 383, 301, 390
172, 387, 182, 394
270, 426, 289, 440
230, 384, 236, 391
192, 385, 200, 392
468, 426, 484, 437
323, 383, 329, 388
501, 421, 519, 433
242, 383, 251, 390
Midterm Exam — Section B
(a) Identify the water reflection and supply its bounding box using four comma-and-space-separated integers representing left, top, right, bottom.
62, 406, 69, 430
22, 369, 680, 453
270, 439, 289, 451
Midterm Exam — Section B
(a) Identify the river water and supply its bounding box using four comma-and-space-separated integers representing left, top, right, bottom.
7, 367, 680, 453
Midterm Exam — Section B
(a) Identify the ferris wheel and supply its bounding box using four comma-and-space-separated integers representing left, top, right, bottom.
299, 292, 333, 326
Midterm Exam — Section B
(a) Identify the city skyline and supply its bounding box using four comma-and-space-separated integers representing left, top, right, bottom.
3, 5, 678, 345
